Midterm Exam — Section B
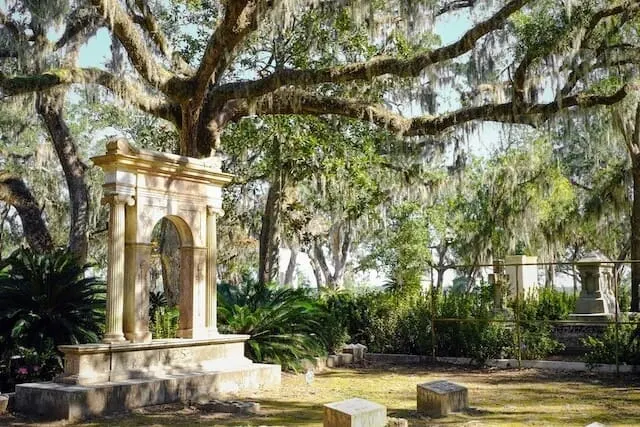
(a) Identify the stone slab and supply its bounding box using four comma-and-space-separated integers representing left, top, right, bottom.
324, 398, 386, 427
15, 363, 279, 422
57, 335, 251, 385
417, 380, 467, 418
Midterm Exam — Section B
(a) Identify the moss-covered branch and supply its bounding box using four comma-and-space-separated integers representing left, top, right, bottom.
209, 0, 530, 104
226, 85, 629, 136
0, 68, 181, 124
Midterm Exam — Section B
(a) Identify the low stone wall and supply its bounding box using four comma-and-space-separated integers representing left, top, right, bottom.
366, 353, 429, 364
551, 323, 608, 355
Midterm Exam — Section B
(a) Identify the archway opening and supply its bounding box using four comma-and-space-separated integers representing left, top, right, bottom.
149, 217, 182, 338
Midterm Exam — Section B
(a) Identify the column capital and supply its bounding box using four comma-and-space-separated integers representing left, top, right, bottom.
102, 194, 135, 206
206, 206, 224, 217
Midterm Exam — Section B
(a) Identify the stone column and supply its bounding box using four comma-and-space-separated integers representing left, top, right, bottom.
102, 194, 133, 343
206, 207, 221, 336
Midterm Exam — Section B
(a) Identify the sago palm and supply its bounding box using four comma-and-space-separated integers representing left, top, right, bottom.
218, 281, 325, 370
0, 247, 105, 355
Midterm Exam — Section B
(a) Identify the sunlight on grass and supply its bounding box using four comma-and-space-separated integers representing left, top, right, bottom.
6, 364, 640, 426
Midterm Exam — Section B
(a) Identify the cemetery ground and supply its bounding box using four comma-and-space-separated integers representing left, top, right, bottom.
2, 362, 640, 426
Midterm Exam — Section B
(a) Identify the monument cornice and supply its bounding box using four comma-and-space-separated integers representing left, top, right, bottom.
91, 138, 234, 187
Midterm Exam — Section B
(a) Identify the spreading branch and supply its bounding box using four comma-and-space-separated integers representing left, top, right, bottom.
226, 85, 630, 136
55, 7, 102, 50
130, 0, 172, 59
88, 0, 190, 99
210, 0, 530, 104
192, 0, 258, 103
0, 68, 181, 124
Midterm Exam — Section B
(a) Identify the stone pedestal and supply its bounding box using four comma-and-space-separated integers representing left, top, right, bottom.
15, 336, 281, 421
417, 380, 468, 418
323, 398, 386, 427
343, 344, 367, 362
505, 255, 538, 298
569, 253, 618, 323
55, 335, 252, 385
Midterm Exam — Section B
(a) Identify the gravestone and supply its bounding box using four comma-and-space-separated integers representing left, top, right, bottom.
343, 344, 367, 362
488, 259, 509, 312
324, 398, 386, 427
569, 252, 618, 322
417, 380, 468, 418
504, 255, 538, 298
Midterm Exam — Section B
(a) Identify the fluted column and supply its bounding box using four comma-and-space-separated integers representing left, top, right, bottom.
206, 206, 221, 336
102, 194, 133, 343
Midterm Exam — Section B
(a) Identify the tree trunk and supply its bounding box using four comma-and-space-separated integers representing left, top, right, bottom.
158, 218, 181, 306
36, 91, 90, 263
631, 168, 640, 312
436, 267, 445, 291
284, 245, 297, 287
308, 254, 325, 289
0, 172, 54, 253
258, 173, 284, 286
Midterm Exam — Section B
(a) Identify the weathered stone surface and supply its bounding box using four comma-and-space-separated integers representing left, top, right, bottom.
0, 395, 9, 414
326, 355, 341, 368
417, 380, 468, 418
339, 353, 353, 365
386, 416, 408, 426
194, 399, 260, 414
56, 335, 252, 385
324, 398, 386, 427
15, 363, 279, 422
343, 344, 367, 363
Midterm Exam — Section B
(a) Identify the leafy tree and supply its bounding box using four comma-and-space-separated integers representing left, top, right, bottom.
361, 202, 432, 294
1, 0, 634, 161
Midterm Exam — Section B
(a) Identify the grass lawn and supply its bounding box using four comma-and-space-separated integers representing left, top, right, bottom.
3, 363, 640, 426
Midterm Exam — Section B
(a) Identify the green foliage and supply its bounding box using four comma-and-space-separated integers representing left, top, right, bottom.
360, 202, 431, 295
218, 280, 326, 370
0, 247, 105, 352
583, 318, 640, 366
150, 306, 180, 339
0, 247, 105, 391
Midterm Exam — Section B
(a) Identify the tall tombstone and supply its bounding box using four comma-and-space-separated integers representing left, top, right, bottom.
504, 255, 539, 299
569, 252, 618, 322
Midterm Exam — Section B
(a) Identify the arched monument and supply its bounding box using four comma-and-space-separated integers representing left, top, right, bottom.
14, 140, 280, 421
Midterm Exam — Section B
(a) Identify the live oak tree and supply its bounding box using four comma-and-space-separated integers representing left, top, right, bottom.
2, 0, 638, 157
4, 0, 640, 290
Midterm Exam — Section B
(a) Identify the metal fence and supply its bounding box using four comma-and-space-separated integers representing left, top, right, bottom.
426, 259, 639, 375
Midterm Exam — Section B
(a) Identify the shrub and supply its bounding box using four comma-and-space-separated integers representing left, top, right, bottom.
0, 247, 105, 391
218, 280, 326, 370
583, 318, 640, 366
151, 306, 180, 339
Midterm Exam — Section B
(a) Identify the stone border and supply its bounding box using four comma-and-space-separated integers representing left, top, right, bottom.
365, 353, 640, 373
436, 357, 640, 373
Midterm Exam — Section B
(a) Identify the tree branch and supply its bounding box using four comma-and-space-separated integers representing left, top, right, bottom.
88, 0, 190, 99
210, 0, 529, 104
130, 0, 172, 59
227, 84, 630, 136
0, 68, 181, 124
192, 0, 258, 103
55, 7, 101, 50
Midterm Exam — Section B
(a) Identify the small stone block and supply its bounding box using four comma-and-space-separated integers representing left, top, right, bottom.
386, 417, 408, 427
585, 423, 606, 427
324, 398, 386, 427
417, 380, 468, 418
0, 395, 8, 414
327, 355, 340, 368
339, 353, 354, 365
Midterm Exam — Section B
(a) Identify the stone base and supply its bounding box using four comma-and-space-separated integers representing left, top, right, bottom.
323, 398, 386, 427
417, 380, 468, 418
15, 364, 280, 421
56, 335, 252, 385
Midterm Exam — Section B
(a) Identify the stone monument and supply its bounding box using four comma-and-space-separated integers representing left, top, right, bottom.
14, 139, 280, 421
504, 255, 539, 298
569, 252, 618, 322
488, 259, 509, 312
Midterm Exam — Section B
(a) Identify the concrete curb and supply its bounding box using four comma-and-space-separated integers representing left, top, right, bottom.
365, 353, 640, 373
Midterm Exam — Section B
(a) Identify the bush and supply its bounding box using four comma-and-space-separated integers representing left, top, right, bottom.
218, 280, 326, 370
583, 318, 640, 366
0, 247, 105, 391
